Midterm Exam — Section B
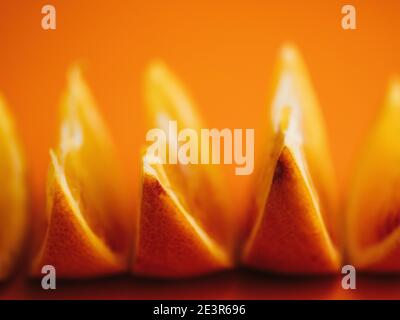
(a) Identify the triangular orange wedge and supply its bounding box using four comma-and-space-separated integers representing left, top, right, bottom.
0, 96, 26, 280
31, 66, 130, 278
242, 44, 340, 273
346, 77, 400, 272
132, 62, 232, 277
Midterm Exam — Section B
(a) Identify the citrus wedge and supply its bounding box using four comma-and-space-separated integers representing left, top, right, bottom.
242, 44, 340, 273
0, 96, 26, 280
346, 77, 400, 272
132, 62, 232, 277
31, 66, 130, 278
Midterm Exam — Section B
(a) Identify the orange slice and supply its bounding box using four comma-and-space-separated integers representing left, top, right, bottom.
346, 77, 400, 272
0, 96, 26, 280
132, 62, 232, 277
31, 66, 130, 278
242, 44, 340, 273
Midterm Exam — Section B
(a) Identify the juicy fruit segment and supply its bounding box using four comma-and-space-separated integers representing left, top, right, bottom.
242, 44, 340, 273
31, 66, 130, 278
0, 97, 26, 280
269, 45, 337, 238
133, 62, 232, 277
346, 77, 400, 272
135, 155, 230, 277
143, 61, 233, 248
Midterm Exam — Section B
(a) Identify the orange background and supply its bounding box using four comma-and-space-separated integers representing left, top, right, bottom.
1, 0, 400, 299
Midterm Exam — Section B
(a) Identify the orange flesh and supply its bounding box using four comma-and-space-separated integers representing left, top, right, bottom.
0, 96, 26, 280
346, 77, 400, 272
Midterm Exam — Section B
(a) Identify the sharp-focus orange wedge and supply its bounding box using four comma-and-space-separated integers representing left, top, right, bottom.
242, 44, 340, 273
346, 77, 400, 272
132, 62, 232, 277
0, 96, 26, 280
31, 66, 130, 278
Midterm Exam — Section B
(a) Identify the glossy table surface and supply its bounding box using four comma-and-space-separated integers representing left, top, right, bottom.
2, 270, 400, 300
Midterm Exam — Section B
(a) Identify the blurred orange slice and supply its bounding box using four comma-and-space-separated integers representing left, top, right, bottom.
0, 96, 26, 280
132, 62, 233, 277
346, 77, 400, 272
242, 44, 340, 273
31, 66, 130, 278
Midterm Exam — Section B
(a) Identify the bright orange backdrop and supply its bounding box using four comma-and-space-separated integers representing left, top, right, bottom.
1, 0, 400, 299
